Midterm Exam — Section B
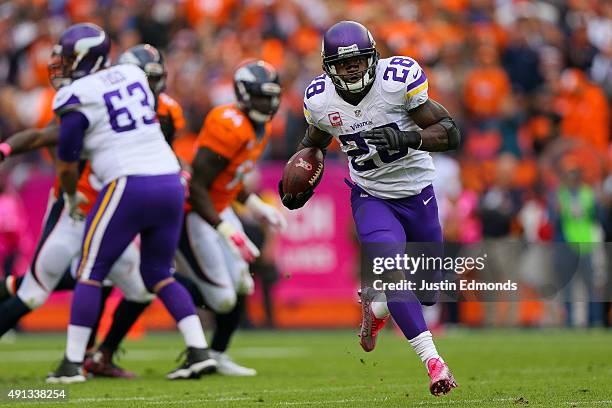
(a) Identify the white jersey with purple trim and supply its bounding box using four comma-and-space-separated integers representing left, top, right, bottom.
52, 63, 179, 185
303, 56, 435, 199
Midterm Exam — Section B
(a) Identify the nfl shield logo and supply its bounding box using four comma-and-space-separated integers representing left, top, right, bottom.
328, 112, 342, 127
355, 109, 362, 117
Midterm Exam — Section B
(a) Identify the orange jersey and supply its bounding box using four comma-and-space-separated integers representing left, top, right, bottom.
52, 92, 185, 215
157, 92, 186, 132
195, 104, 271, 213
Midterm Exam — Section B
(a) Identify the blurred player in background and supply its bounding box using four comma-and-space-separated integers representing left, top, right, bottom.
43, 23, 214, 383
0, 43, 194, 380
279, 21, 460, 396
0, 51, 149, 346
176, 60, 285, 376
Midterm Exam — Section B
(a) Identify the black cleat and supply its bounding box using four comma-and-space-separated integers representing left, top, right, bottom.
46, 357, 86, 384
166, 347, 217, 380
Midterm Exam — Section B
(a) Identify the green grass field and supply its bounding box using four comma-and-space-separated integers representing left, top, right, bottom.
0, 329, 610, 407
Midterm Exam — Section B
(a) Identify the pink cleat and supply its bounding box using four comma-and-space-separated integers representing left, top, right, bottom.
358, 287, 390, 352
427, 358, 458, 396
84, 349, 137, 379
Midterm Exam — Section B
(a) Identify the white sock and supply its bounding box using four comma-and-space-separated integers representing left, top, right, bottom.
177, 315, 208, 348
65, 325, 92, 363
408, 330, 443, 369
372, 300, 390, 319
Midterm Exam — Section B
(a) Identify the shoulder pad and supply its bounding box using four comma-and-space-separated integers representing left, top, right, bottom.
209, 105, 248, 130
303, 74, 331, 126
52, 84, 82, 116
378, 56, 428, 106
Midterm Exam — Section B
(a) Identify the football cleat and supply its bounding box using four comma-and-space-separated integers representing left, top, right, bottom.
46, 357, 87, 384
210, 351, 257, 376
427, 358, 458, 396
358, 287, 390, 352
84, 348, 137, 379
166, 347, 217, 380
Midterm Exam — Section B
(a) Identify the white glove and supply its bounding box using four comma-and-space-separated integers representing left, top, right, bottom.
245, 193, 287, 230
216, 220, 260, 263
63, 192, 89, 221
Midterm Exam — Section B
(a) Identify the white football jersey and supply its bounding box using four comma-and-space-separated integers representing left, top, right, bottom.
52, 64, 180, 185
303, 56, 435, 199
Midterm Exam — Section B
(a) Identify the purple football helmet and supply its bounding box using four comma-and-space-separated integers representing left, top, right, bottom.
51, 23, 110, 82
322, 21, 379, 93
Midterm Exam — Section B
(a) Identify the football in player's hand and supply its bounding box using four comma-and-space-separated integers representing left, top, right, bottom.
281, 147, 324, 196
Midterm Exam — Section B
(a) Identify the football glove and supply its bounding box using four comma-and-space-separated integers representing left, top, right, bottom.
278, 180, 314, 210
245, 193, 287, 230
63, 192, 89, 222
361, 127, 422, 151
216, 220, 260, 263
158, 113, 176, 145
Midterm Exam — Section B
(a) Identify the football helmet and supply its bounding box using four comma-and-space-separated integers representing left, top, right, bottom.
118, 44, 166, 95
234, 60, 281, 123
49, 23, 110, 83
322, 21, 379, 93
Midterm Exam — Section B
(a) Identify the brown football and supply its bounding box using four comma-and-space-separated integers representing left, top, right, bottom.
281, 147, 324, 195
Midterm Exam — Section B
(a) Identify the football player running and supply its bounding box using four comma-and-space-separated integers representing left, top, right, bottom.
175, 60, 285, 376
279, 21, 460, 396
44, 23, 214, 383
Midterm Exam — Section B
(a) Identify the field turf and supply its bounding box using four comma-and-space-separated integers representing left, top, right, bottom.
0, 329, 610, 407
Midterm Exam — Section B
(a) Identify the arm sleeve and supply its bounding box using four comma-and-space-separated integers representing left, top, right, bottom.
57, 111, 89, 162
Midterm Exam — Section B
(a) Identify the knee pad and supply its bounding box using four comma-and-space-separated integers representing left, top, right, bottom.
209, 290, 237, 314
236, 267, 254, 296
140, 264, 173, 291
16, 274, 50, 309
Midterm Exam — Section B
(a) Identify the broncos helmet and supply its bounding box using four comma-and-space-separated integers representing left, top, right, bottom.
118, 44, 167, 95
234, 60, 281, 123
322, 21, 379, 93
48, 23, 110, 86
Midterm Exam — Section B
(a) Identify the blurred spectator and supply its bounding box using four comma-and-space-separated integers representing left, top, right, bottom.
551, 156, 602, 326
555, 68, 610, 154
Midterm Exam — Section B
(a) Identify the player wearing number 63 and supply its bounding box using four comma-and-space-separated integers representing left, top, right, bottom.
46, 23, 215, 383
279, 21, 460, 396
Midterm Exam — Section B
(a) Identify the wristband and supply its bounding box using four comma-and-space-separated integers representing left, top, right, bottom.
179, 169, 192, 182
0, 143, 12, 157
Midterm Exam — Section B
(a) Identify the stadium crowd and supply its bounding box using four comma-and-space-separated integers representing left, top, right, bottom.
0, 0, 610, 327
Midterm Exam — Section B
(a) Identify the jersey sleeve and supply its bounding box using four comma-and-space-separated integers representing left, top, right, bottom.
302, 74, 329, 129
158, 93, 186, 131
403, 60, 429, 111
197, 109, 246, 160
52, 84, 83, 117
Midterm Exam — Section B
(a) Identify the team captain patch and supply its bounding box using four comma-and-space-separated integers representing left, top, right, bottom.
328, 112, 342, 127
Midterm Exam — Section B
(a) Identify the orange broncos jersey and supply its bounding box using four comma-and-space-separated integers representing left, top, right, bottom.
157, 92, 186, 132
52, 92, 185, 215
195, 104, 271, 213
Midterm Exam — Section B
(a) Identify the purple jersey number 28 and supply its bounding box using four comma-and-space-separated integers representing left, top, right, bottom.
306, 74, 326, 99
382, 57, 415, 83
103, 81, 156, 133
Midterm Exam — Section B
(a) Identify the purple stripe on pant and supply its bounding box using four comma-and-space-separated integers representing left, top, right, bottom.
70, 174, 195, 328
350, 182, 442, 340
